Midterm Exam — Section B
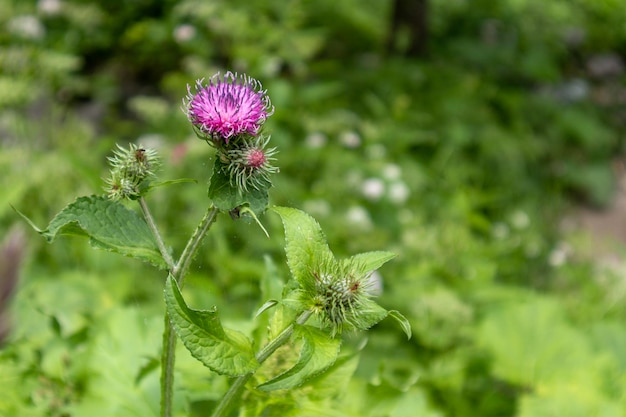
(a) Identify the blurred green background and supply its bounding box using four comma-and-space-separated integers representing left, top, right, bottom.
2, 0, 626, 416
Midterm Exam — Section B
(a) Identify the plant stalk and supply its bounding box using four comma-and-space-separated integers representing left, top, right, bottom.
210, 310, 313, 417
160, 311, 177, 417
173, 206, 220, 284
139, 201, 220, 417
161, 205, 220, 417
139, 197, 175, 270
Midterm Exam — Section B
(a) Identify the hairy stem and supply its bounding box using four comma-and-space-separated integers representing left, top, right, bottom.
160, 312, 177, 417
156, 205, 220, 417
139, 197, 175, 270
173, 206, 220, 284
210, 310, 313, 417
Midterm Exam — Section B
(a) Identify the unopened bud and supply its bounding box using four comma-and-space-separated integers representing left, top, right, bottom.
105, 143, 160, 200
222, 136, 278, 192
308, 260, 376, 336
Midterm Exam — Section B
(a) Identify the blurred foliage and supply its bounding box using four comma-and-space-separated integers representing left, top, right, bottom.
2, 0, 626, 416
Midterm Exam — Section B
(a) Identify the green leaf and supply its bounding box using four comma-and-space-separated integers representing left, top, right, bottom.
17, 195, 166, 269
67, 307, 164, 417
388, 310, 412, 340
257, 325, 340, 391
306, 350, 361, 400
518, 387, 624, 417
477, 296, 592, 386
355, 298, 391, 331
345, 251, 396, 276
272, 206, 334, 285
255, 300, 278, 318
208, 158, 269, 216
164, 275, 258, 376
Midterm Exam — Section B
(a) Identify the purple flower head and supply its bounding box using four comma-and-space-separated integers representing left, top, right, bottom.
183, 72, 274, 144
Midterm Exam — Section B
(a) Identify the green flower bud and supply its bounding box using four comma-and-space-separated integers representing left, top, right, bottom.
221, 135, 278, 192
306, 259, 378, 336
104, 143, 160, 200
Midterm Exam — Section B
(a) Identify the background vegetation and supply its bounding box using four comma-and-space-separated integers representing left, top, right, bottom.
1, 0, 626, 416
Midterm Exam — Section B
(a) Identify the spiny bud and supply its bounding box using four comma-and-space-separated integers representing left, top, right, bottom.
221, 136, 278, 192
105, 174, 138, 201
308, 260, 376, 336
104, 143, 160, 200
107, 143, 160, 179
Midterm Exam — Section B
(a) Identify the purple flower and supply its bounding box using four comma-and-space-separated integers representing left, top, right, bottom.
183, 72, 274, 143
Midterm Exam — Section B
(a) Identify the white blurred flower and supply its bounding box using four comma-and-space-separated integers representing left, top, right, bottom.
388, 181, 410, 204
382, 163, 402, 180
362, 178, 385, 201
511, 210, 530, 230
8, 15, 45, 40
173, 24, 196, 43
305, 132, 327, 149
346, 206, 372, 229
339, 130, 361, 148
548, 242, 571, 267
38, 0, 62, 15
492, 222, 509, 240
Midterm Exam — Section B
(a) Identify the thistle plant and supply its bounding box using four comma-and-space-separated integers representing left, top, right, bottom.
18, 71, 410, 417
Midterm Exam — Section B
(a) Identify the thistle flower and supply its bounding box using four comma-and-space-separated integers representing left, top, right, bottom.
222, 136, 278, 192
183, 72, 274, 144
104, 143, 160, 200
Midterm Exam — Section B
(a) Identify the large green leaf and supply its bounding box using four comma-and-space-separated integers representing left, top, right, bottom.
208, 158, 269, 216
272, 206, 334, 286
164, 275, 258, 376
18, 195, 166, 269
257, 325, 340, 391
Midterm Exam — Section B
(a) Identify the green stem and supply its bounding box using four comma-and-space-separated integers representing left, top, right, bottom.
160, 205, 220, 417
139, 200, 220, 417
210, 310, 313, 417
138, 197, 177, 417
139, 197, 175, 270
173, 206, 220, 284
160, 311, 177, 417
